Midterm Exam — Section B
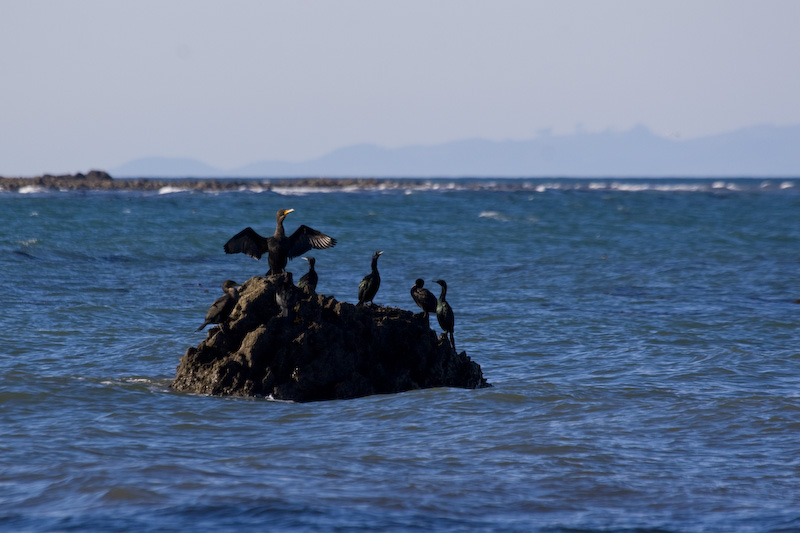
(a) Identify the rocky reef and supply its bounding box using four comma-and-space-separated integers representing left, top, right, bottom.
173, 275, 490, 402
0, 170, 115, 191
0, 170, 445, 193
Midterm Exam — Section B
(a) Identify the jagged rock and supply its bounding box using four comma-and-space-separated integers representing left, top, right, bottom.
172, 275, 490, 402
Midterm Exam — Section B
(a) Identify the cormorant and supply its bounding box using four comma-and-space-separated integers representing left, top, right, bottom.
196, 280, 240, 332
434, 279, 455, 352
411, 278, 437, 320
357, 251, 383, 307
297, 257, 317, 295
223, 208, 336, 275
275, 271, 300, 320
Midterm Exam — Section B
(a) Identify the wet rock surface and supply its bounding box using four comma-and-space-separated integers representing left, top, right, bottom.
173, 276, 490, 402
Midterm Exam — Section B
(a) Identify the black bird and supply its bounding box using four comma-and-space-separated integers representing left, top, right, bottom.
434, 279, 456, 352
196, 280, 240, 332
411, 278, 437, 320
275, 271, 300, 320
223, 208, 336, 275
297, 257, 317, 295
357, 251, 383, 307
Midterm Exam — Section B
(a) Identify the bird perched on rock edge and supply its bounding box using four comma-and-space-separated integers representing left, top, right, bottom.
357, 251, 383, 307
196, 280, 240, 332
411, 278, 437, 321
297, 257, 318, 295
434, 279, 456, 352
275, 271, 300, 320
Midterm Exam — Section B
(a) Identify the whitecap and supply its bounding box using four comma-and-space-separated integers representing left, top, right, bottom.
404, 183, 449, 193
601, 182, 707, 193
612, 182, 651, 192
235, 185, 267, 193
272, 185, 363, 195
158, 186, 190, 195
651, 183, 705, 192
18, 185, 47, 194
479, 210, 509, 221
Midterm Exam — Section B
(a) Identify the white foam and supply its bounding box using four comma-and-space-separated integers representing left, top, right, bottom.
651, 183, 704, 192
611, 182, 651, 192
235, 185, 267, 193
479, 210, 509, 221
600, 182, 708, 193
271, 186, 362, 195
157, 186, 190, 195
18, 185, 47, 194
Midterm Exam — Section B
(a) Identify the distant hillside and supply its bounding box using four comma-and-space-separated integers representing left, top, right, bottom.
110, 124, 800, 178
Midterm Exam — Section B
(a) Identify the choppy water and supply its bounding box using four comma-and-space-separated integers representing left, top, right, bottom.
1, 178, 799, 532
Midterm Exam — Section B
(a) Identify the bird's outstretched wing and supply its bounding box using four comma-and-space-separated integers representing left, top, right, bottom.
224, 227, 267, 259
287, 225, 337, 258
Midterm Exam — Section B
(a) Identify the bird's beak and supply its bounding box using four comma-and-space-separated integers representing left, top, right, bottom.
377, 250, 384, 255
286, 208, 295, 214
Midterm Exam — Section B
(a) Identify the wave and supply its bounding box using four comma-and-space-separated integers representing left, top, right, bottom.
157, 186, 192, 195
16, 185, 49, 194
478, 211, 509, 221
271, 185, 363, 195
221, 178, 797, 195
3, 178, 797, 196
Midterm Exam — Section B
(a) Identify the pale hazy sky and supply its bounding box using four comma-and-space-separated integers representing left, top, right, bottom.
2, 0, 799, 176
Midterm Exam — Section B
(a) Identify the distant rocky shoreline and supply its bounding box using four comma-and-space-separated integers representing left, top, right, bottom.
3, 171, 793, 195
0, 170, 445, 192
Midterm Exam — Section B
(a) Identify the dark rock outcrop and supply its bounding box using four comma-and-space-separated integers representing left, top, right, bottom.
0, 170, 114, 191
0, 171, 448, 193
173, 276, 490, 402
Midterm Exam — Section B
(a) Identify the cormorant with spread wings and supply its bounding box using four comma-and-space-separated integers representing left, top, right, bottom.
224, 209, 336, 275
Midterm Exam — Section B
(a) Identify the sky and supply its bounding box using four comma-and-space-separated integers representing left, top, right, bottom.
2, 0, 799, 176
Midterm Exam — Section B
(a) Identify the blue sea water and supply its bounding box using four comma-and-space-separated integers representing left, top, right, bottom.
1, 178, 799, 532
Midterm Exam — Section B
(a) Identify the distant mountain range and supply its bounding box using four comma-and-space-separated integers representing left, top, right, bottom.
110, 124, 800, 178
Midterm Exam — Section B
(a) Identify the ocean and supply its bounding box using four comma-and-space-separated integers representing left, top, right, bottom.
1, 178, 799, 532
